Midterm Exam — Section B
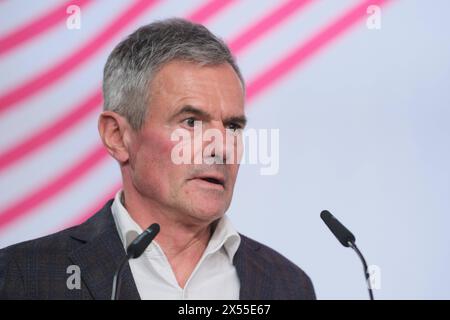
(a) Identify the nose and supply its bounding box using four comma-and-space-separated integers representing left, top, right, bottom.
202, 121, 240, 165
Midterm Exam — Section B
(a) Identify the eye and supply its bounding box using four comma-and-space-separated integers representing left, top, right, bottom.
227, 123, 243, 132
183, 117, 197, 128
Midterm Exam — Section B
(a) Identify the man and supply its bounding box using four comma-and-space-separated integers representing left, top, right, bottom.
0, 18, 315, 300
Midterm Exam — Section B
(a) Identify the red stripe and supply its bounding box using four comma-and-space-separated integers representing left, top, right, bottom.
0, 146, 108, 230
0, 0, 307, 171
187, 0, 235, 23
0, 0, 160, 115
228, 0, 314, 54
0, 90, 102, 173
62, 183, 121, 229
246, 0, 391, 102
66, 0, 393, 230
0, 0, 235, 231
0, 0, 92, 56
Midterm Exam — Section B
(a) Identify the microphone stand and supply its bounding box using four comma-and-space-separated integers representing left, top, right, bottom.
111, 254, 131, 300
321, 210, 375, 300
348, 241, 374, 300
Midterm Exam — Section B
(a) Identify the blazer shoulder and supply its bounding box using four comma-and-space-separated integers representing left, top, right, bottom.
0, 225, 82, 299
0, 199, 113, 261
0, 201, 113, 299
0, 226, 78, 257
0, 227, 81, 278
239, 234, 307, 273
239, 234, 316, 299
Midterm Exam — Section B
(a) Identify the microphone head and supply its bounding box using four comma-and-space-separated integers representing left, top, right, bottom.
126, 223, 160, 259
320, 210, 355, 247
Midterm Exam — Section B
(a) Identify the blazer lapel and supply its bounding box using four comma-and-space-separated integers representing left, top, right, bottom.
68, 200, 140, 300
234, 235, 273, 300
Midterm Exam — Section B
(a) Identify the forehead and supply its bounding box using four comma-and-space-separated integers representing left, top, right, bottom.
149, 60, 245, 116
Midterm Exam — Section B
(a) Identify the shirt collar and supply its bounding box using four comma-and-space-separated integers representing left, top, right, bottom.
111, 190, 241, 263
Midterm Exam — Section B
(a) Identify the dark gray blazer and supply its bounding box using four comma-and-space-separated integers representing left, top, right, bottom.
0, 200, 315, 300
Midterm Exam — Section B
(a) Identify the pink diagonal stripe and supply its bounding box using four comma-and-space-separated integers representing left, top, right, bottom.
0, 0, 160, 115
187, 0, 235, 23
0, 0, 307, 173
0, 90, 102, 173
62, 183, 121, 229
228, 0, 313, 54
0, 0, 236, 231
246, 0, 391, 102
0, 0, 92, 56
0, 146, 108, 230
66, 0, 393, 231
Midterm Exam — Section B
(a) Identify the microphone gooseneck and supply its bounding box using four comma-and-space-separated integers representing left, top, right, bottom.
320, 210, 374, 300
111, 223, 160, 300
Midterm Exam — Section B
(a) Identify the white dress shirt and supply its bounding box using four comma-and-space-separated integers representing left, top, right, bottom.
111, 190, 241, 300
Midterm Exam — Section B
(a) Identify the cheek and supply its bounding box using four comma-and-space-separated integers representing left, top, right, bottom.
136, 130, 185, 181
226, 164, 240, 189
140, 129, 175, 159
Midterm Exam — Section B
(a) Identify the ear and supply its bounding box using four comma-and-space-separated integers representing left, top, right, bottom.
98, 111, 133, 164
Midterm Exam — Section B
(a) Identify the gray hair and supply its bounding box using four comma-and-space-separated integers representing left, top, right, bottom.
102, 18, 245, 130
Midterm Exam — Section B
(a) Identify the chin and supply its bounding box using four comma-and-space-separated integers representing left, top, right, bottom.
187, 200, 229, 223
179, 184, 232, 222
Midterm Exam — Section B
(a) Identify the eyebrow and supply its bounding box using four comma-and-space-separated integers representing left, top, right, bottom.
172, 105, 210, 120
172, 105, 247, 128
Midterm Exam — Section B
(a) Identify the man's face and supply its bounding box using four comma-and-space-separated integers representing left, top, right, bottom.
126, 60, 245, 224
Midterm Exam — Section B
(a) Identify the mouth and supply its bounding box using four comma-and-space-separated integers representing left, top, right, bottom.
200, 177, 224, 186
191, 174, 225, 189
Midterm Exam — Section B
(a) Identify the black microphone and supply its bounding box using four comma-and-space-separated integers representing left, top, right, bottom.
320, 210, 374, 300
111, 223, 160, 300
